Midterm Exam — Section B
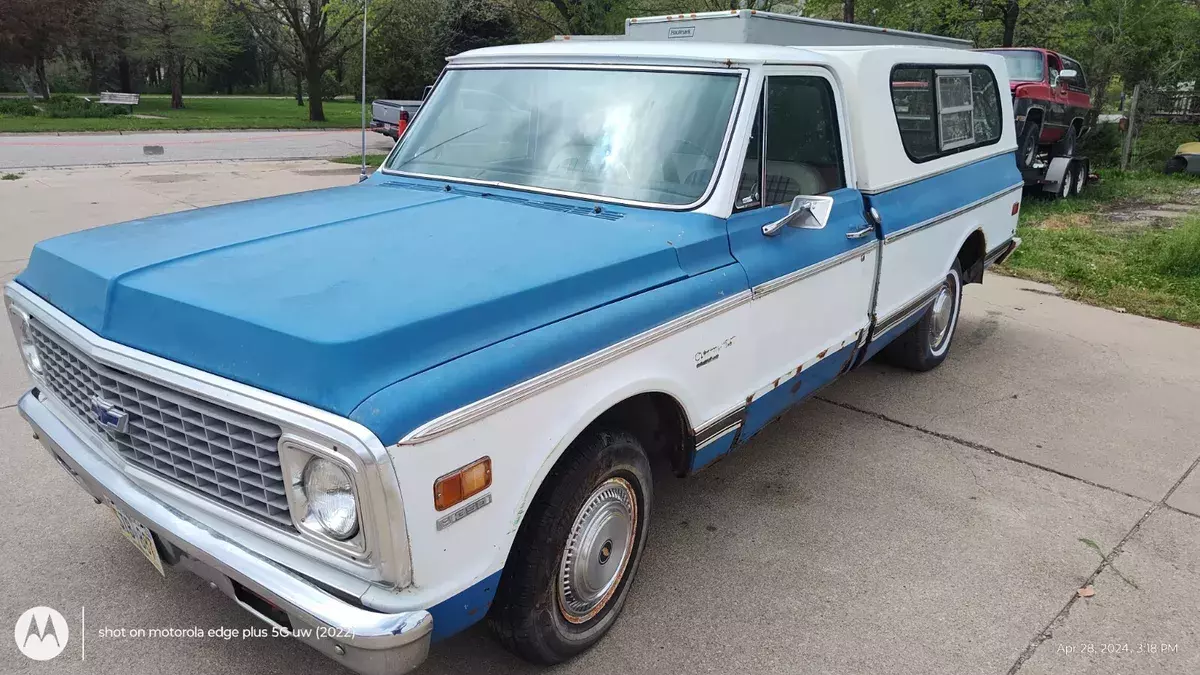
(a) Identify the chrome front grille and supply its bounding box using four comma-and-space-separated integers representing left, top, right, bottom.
29, 321, 294, 529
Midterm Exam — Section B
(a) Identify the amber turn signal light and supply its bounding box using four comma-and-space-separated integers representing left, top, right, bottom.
434, 457, 492, 511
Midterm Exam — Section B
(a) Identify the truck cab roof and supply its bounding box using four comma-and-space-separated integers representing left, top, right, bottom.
448, 41, 1013, 195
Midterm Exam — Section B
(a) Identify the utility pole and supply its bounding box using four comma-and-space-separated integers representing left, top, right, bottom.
360, 0, 371, 183
1120, 82, 1141, 172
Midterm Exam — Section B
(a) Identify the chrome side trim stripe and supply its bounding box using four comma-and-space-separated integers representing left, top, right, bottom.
752, 241, 877, 299
399, 290, 753, 445
695, 423, 742, 451
860, 148, 1018, 195
984, 237, 1013, 266
693, 404, 747, 449
873, 281, 943, 340
882, 183, 1024, 244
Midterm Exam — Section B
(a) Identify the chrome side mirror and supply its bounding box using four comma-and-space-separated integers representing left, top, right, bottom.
1059, 69, 1078, 82
762, 195, 834, 237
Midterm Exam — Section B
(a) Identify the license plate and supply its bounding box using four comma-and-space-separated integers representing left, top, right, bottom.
111, 505, 165, 577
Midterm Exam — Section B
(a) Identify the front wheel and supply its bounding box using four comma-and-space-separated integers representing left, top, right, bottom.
881, 261, 963, 372
488, 428, 653, 664
1017, 121, 1041, 169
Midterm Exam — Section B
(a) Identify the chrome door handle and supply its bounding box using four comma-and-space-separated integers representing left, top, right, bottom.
846, 226, 874, 240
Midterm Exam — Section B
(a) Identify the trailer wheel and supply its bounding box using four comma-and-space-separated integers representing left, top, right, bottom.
1057, 164, 1074, 199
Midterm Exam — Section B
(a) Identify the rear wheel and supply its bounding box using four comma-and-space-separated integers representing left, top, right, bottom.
881, 261, 963, 372
1071, 162, 1086, 196
488, 428, 652, 664
1054, 124, 1078, 157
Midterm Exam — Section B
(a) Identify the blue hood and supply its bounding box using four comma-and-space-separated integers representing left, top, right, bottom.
18, 178, 733, 419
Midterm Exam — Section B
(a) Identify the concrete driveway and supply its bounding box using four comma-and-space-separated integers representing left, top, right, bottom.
0, 129, 393, 169
1, 162, 1198, 675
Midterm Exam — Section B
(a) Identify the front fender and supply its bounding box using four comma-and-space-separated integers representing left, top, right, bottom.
365, 268, 750, 611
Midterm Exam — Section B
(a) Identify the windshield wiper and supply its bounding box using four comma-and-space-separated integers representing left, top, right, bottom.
392, 123, 488, 170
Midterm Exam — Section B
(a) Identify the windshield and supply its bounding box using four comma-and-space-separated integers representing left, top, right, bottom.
384, 68, 742, 206
984, 50, 1044, 83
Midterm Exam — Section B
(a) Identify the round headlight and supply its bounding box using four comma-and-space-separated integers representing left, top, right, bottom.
8, 307, 42, 376
21, 340, 43, 375
302, 457, 358, 540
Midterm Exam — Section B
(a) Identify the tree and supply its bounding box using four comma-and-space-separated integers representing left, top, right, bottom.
126, 0, 235, 108
235, 0, 372, 121
0, 0, 98, 99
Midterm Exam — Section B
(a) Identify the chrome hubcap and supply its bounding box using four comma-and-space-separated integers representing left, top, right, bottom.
558, 477, 637, 624
1074, 167, 1085, 193
929, 282, 954, 350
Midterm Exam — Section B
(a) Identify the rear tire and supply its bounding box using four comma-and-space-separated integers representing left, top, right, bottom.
488, 428, 652, 665
1054, 124, 1078, 157
881, 261, 963, 372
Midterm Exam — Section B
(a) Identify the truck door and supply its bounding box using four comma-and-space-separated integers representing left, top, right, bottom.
1045, 53, 1068, 144
725, 67, 878, 443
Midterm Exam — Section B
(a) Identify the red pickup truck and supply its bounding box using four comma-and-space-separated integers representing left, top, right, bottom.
980, 48, 1091, 170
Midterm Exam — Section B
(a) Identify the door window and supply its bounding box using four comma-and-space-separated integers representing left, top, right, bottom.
1062, 57, 1088, 92
735, 75, 846, 210
1048, 54, 1063, 88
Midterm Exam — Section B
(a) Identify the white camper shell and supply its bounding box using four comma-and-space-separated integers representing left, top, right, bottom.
623, 9, 971, 49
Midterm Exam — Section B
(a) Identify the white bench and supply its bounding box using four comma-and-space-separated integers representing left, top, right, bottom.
98, 92, 140, 110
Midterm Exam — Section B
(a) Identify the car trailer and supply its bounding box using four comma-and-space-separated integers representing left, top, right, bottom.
1022, 153, 1091, 199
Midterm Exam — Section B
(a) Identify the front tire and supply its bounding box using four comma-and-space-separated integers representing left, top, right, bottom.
1017, 121, 1041, 170
881, 261, 963, 371
488, 428, 653, 664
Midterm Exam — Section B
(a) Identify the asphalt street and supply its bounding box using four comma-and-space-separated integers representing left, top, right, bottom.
1, 161, 1198, 675
0, 129, 394, 169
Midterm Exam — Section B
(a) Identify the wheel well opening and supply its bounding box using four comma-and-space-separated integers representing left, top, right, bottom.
1025, 108, 1044, 126
958, 230, 987, 284
589, 393, 690, 479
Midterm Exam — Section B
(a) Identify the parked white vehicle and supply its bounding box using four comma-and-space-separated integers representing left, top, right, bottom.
8, 15, 1023, 675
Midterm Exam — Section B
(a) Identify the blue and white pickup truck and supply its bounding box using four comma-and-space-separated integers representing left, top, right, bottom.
7, 38, 1021, 674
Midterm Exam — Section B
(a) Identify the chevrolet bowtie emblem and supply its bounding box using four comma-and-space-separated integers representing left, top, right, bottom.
91, 396, 129, 433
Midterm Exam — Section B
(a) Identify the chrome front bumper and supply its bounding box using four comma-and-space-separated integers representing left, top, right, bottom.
19, 389, 433, 675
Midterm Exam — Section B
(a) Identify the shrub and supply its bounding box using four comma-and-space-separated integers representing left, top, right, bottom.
1085, 119, 1200, 172
0, 98, 37, 117
1080, 122, 1123, 168
42, 95, 124, 118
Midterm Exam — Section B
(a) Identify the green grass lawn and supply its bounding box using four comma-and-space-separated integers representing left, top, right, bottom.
999, 170, 1200, 325
0, 96, 366, 132
331, 153, 390, 166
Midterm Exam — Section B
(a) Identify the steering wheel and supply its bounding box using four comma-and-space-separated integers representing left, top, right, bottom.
672, 138, 717, 161
661, 138, 718, 184
603, 156, 633, 181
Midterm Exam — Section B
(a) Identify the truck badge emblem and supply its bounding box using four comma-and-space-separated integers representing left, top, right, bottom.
91, 396, 129, 433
